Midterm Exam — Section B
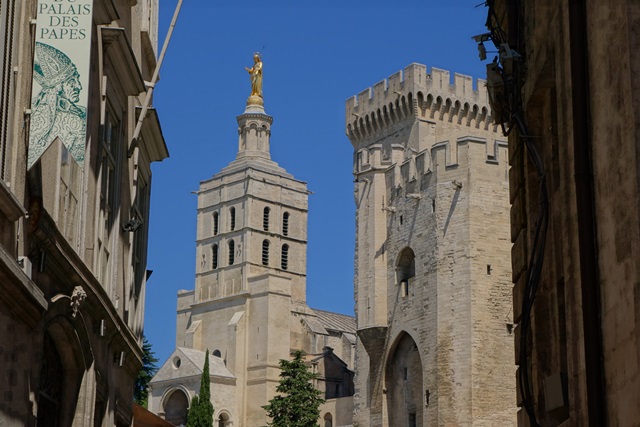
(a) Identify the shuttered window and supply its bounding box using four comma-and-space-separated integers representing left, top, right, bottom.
212, 244, 218, 269
282, 212, 289, 236
228, 240, 235, 265
281, 244, 289, 270
263, 207, 270, 231
0, 0, 17, 180
230, 207, 236, 231
262, 240, 269, 266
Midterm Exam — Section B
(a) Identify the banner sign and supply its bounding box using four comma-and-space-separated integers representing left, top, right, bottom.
28, 0, 93, 170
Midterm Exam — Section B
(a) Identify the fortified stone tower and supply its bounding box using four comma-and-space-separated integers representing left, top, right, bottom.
346, 63, 516, 426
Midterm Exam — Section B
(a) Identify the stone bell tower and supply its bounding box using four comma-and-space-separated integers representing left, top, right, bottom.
174, 87, 311, 425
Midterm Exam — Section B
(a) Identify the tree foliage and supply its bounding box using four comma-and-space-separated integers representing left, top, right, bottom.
262, 350, 324, 427
187, 349, 215, 427
134, 335, 159, 407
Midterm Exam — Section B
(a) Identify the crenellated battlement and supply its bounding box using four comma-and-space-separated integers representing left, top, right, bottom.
346, 63, 496, 143
354, 136, 508, 181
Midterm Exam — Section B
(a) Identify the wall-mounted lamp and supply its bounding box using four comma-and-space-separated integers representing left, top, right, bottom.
122, 218, 143, 232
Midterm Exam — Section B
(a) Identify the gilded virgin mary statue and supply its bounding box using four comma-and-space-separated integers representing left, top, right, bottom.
245, 53, 263, 106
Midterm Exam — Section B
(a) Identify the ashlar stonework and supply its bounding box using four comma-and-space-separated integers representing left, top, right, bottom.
150, 100, 356, 427
346, 63, 517, 426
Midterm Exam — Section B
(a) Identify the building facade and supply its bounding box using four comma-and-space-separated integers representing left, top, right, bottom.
346, 63, 516, 426
149, 94, 356, 426
0, 0, 167, 425
482, 1, 640, 425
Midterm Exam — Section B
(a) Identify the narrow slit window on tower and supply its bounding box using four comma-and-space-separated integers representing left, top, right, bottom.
213, 211, 219, 235
228, 240, 235, 265
230, 207, 236, 231
263, 206, 270, 231
212, 244, 218, 269
282, 212, 290, 236
281, 244, 289, 270
262, 240, 270, 266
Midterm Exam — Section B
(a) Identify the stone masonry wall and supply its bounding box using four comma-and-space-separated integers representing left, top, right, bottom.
348, 64, 515, 426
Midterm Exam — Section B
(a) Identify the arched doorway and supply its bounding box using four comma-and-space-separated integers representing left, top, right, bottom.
163, 389, 189, 426
385, 332, 423, 426
37, 314, 92, 427
37, 332, 64, 427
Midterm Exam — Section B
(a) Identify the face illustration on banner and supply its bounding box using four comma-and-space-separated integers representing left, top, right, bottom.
28, 42, 87, 169
28, 0, 93, 170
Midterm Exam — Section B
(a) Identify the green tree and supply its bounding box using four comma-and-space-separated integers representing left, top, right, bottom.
262, 350, 324, 427
187, 349, 214, 427
134, 335, 159, 407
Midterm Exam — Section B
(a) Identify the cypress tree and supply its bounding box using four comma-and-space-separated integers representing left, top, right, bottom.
262, 350, 324, 427
186, 349, 214, 427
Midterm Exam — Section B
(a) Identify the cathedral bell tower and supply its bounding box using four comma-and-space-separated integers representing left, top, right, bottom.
174, 57, 311, 425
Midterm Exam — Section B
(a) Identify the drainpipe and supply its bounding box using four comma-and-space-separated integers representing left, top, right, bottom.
568, 1, 606, 425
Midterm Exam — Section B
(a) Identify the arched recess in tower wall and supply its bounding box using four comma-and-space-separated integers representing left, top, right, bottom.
385, 332, 423, 427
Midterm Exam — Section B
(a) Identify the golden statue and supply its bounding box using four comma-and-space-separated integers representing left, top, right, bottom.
245, 53, 263, 106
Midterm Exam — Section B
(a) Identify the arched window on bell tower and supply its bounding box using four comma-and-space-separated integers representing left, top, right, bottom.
282, 211, 290, 236
281, 244, 289, 270
262, 240, 270, 266
213, 212, 219, 235
212, 244, 218, 269
228, 240, 235, 265
263, 207, 270, 231
230, 207, 236, 231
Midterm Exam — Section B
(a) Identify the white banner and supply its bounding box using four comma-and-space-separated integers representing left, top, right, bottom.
28, 0, 93, 170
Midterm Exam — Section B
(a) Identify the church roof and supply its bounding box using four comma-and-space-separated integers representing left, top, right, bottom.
311, 309, 356, 334
150, 347, 235, 385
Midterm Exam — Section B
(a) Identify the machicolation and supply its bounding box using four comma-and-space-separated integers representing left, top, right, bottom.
346, 63, 498, 144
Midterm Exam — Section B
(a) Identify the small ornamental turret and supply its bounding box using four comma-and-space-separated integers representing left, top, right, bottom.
245, 53, 263, 108
234, 53, 271, 160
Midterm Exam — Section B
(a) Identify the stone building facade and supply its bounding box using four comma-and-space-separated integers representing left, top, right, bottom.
0, 0, 167, 425
149, 98, 356, 426
483, 1, 640, 425
346, 63, 516, 426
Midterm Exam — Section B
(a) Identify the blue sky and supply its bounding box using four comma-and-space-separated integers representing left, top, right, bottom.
145, 0, 490, 364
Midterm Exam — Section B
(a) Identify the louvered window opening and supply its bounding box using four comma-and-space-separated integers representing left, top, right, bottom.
282, 212, 289, 236
212, 244, 218, 269
213, 212, 219, 235
230, 207, 236, 231
228, 240, 235, 265
281, 244, 289, 270
263, 207, 270, 231
262, 240, 269, 266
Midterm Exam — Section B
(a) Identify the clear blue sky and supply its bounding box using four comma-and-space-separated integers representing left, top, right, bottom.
145, 0, 490, 364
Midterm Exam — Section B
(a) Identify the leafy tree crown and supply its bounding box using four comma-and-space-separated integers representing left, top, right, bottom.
262, 350, 324, 427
